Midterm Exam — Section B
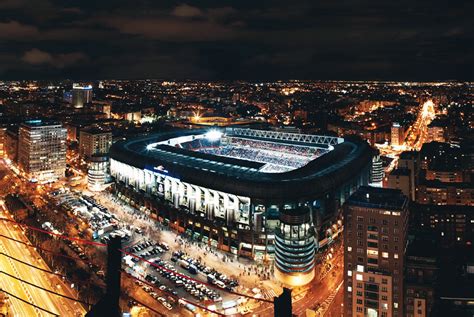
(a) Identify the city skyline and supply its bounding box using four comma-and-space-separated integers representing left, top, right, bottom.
0, 79, 472, 316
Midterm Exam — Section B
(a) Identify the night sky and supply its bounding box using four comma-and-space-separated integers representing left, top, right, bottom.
0, 0, 472, 80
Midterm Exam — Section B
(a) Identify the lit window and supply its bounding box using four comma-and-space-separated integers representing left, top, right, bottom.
394, 303, 398, 309
347, 286, 352, 292
356, 274, 363, 281
367, 250, 378, 256
394, 253, 399, 259
348, 246, 352, 252
382, 252, 389, 258
382, 303, 388, 309
357, 265, 364, 272
348, 270, 353, 277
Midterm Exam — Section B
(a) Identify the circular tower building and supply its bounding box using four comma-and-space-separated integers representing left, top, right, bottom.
274, 206, 315, 286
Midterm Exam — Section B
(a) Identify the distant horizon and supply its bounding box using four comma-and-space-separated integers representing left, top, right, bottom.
2, 79, 472, 83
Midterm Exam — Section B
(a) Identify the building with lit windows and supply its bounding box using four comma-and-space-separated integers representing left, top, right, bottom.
370, 154, 384, 187
110, 127, 373, 285
391, 122, 405, 147
344, 186, 409, 317
79, 127, 112, 160
426, 119, 447, 143
275, 206, 315, 286
87, 155, 110, 191
72, 84, 93, 108
18, 120, 67, 183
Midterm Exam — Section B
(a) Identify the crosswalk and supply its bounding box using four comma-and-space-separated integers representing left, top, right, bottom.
262, 288, 278, 299
320, 281, 343, 316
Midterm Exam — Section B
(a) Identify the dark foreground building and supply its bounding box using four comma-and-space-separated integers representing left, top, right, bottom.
344, 186, 409, 317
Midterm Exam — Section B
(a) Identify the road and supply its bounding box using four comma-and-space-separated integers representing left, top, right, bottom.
376, 99, 436, 174
0, 206, 87, 316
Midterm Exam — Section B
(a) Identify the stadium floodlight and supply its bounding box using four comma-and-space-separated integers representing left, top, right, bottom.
205, 129, 223, 141
146, 143, 157, 150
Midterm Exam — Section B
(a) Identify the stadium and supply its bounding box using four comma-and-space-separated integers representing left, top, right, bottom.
109, 127, 373, 285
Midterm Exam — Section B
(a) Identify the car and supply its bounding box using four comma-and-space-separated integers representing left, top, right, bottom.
215, 280, 226, 289
161, 301, 173, 310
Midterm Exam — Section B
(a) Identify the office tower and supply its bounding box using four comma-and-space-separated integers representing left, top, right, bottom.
344, 186, 409, 317
79, 127, 112, 160
370, 154, 384, 187
391, 123, 404, 147
72, 83, 93, 108
18, 120, 67, 182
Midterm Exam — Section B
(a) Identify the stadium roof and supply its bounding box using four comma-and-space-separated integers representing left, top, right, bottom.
109, 129, 373, 201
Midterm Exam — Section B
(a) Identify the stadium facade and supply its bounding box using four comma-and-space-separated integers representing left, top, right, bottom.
109, 128, 373, 285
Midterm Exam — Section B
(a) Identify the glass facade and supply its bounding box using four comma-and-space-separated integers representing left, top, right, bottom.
274, 207, 316, 286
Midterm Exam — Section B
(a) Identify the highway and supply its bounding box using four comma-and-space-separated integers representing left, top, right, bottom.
0, 205, 87, 316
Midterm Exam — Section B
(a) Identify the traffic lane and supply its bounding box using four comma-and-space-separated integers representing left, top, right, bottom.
0, 217, 86, 316
0, 244, 39, 317
0, 221, 61, 315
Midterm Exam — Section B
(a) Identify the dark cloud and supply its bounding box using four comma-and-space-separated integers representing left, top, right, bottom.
172, 4, 203, 18
0, 0, 472, 80
22, 49, 87, 68
0, 20, 39, 38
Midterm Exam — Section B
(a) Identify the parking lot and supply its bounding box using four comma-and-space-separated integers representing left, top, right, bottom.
48, 188, 252, 314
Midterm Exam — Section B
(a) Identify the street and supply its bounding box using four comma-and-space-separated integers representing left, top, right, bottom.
0, 206, 86, 316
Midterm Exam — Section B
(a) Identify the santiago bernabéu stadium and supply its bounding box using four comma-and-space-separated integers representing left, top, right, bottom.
109, 127, 372, 285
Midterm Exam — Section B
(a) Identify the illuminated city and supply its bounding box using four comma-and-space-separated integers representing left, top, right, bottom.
0, 1, 472, 317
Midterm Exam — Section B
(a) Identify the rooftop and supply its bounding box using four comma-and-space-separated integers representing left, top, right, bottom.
346, 186, 408, 210
390, 168, 410, 176
22, 119, 61, 127
80, 126, 112, 135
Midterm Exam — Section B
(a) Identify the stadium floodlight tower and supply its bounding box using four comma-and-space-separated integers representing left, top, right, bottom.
205, 129, 223, 141
274, 206, 315, 286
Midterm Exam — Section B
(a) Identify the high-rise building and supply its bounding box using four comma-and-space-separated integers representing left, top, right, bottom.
391, 123, 404, 147
18, 120, 67, 182
72, 84, 93, 108
344, 186, 409, 317
79, 127, 112, 160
